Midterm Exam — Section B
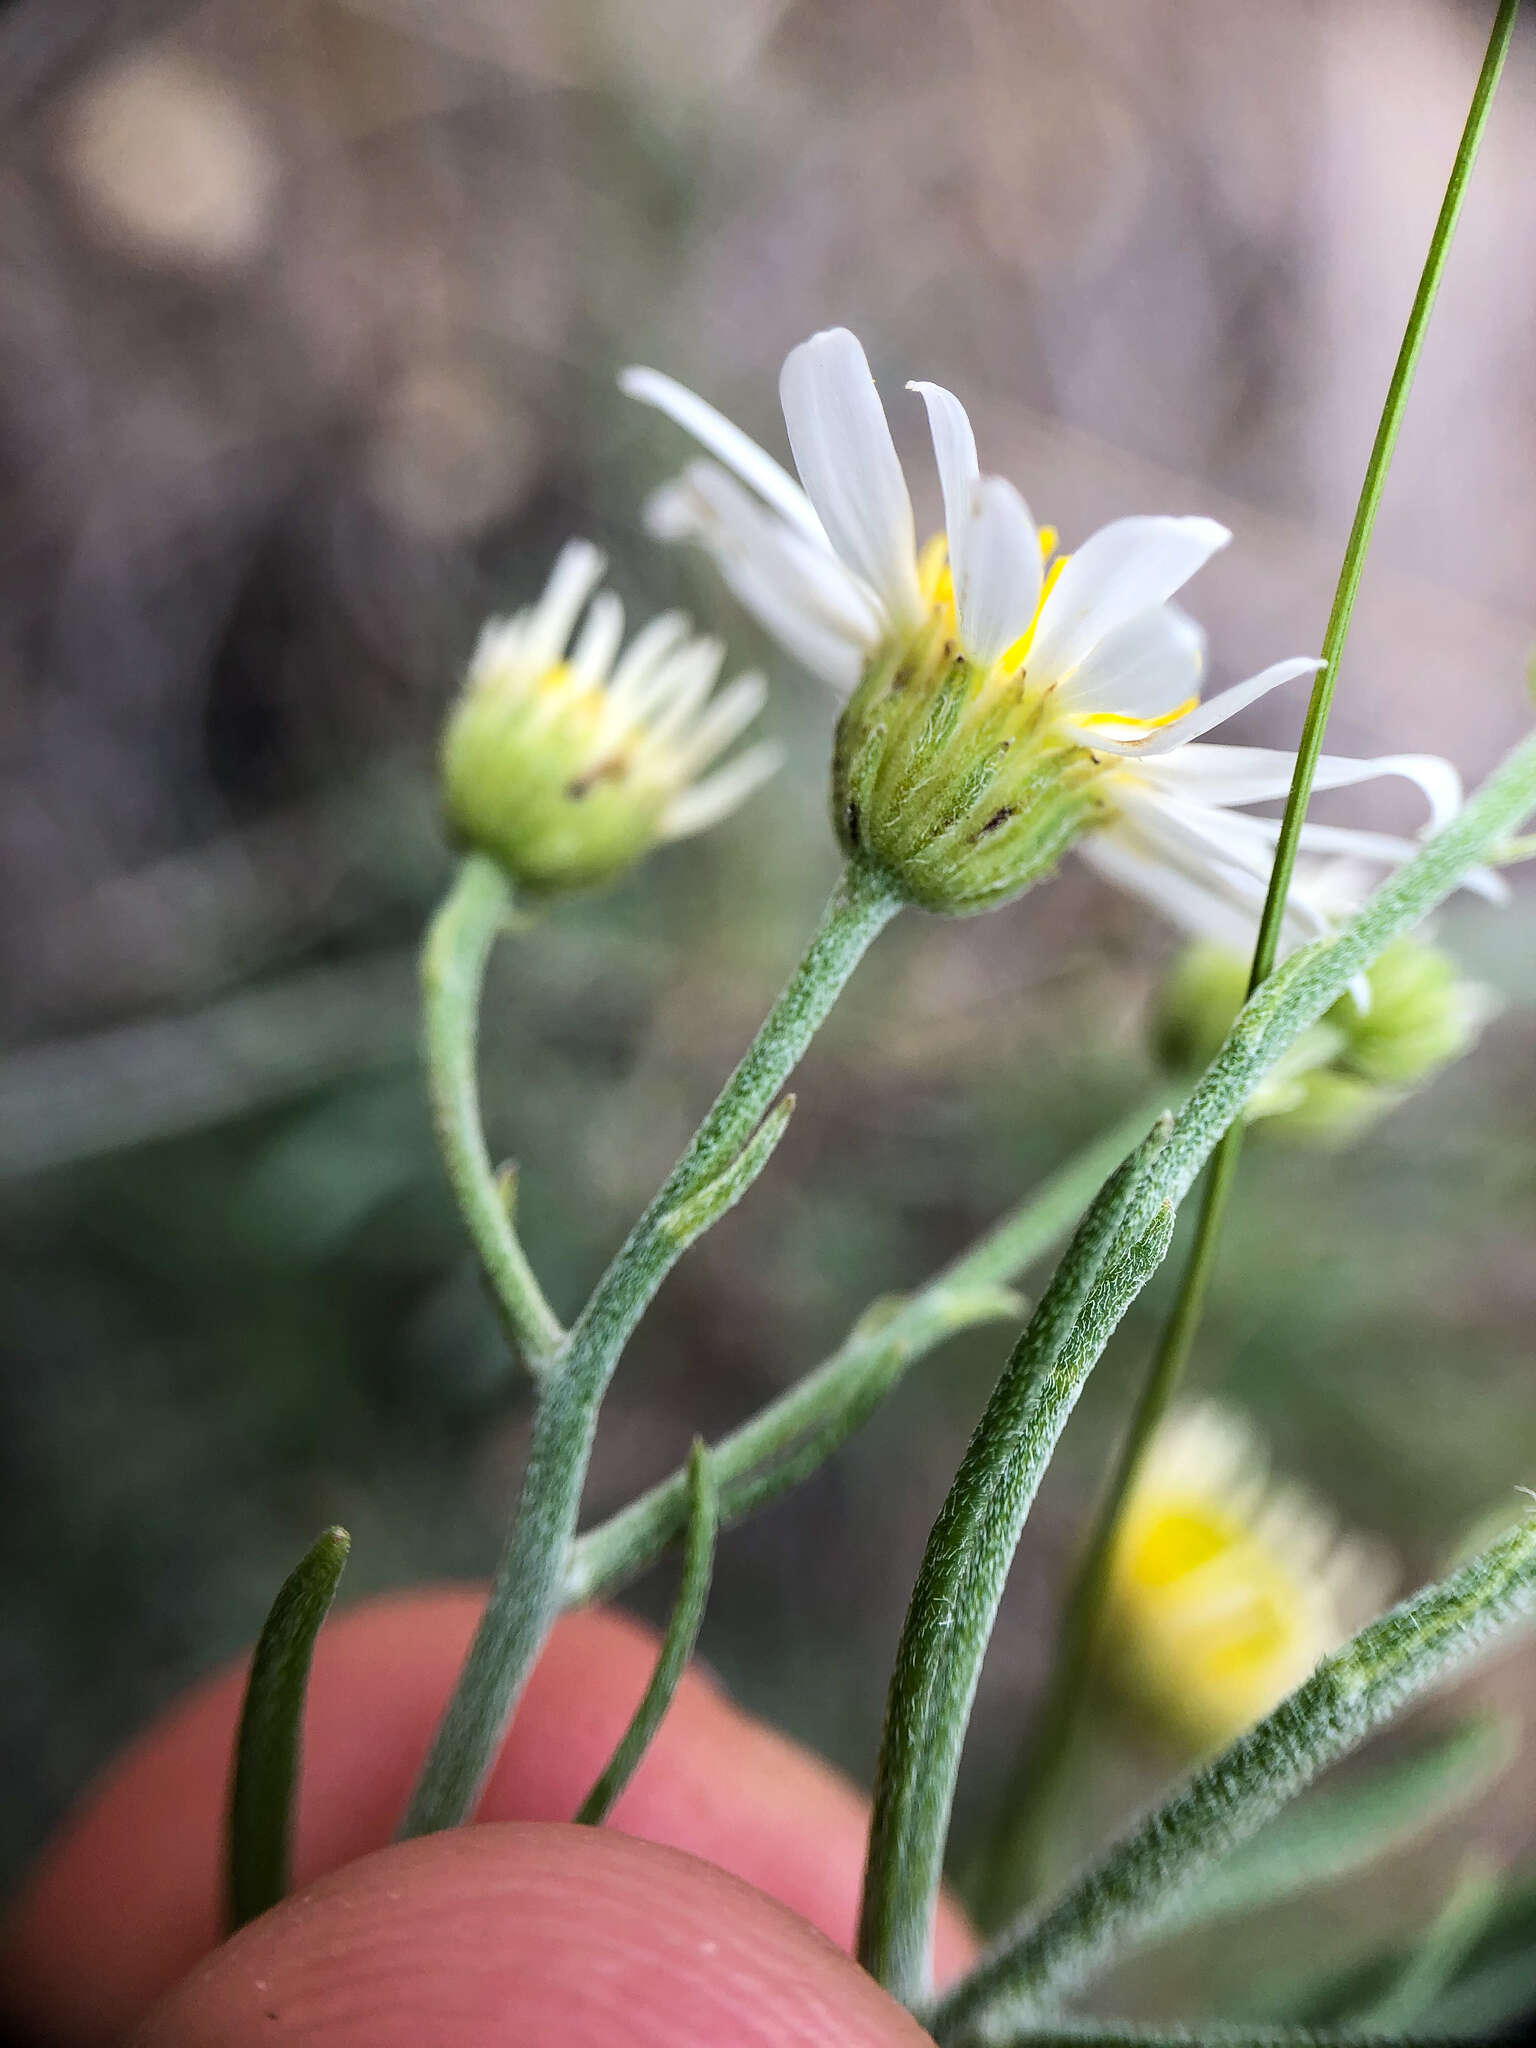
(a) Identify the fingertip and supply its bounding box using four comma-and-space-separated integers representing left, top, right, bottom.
3, 1591, 974, 2044
135, 1826, 936, 2048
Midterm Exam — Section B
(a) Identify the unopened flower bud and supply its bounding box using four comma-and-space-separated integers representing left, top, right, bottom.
1152, 933, 1492, 1144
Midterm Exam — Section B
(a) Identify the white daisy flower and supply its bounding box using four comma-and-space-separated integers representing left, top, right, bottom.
441, 540, 781, 893
1103, 1402, 1395, 1753
622, 328, 1475, 920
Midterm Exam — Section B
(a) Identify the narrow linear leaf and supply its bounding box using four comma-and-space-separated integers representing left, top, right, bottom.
226, 1526, 351, 1931
929, 1518, 1536, 2045
983, 2021, 1469, 2048
1161, 1715, 1515, 1939
575, 1443, 718, 1826
561, 1098, 1175, 1612
659, 1094, 795, 1250
1348, 1855, 1502, 2033
1273, 1865, 1536, 2037
858, 1117, 1176, 2005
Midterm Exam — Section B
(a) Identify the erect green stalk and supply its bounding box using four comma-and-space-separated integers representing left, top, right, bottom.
422, 855, 565, 1377
225, 1527, 350, 1931
972, 1137, 1243, 1917
857, 1122, 1178, 2005
575, 1443, 717, 1825
975, 0, 1521, 1925
565, 1093, 1167, 1609
400, 859, 901, 1837
929, 1519, 1536, 2045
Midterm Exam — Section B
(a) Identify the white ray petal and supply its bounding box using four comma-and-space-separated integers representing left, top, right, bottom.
525, 540, 607, 669
908, 380, 1043, 662
651, 462, 882, 643
1027, 515, 1231, 681
955, 475, 1044, 667
569, 589, 625, 685
669, 671, 770, 777
646, 463, 873, 691
1088, 658, 1320, 756
642, 638, 727, 741
1053, 603, 1206, 722
660, 740, 783, 840
620, 365, 824, 542
1077, 828, 1274, 954
1136, 744, 1463, 827
779, 328, 924, 630
908, 379, 979, 525
607, 610, 695, 712
468, 613, 526, 679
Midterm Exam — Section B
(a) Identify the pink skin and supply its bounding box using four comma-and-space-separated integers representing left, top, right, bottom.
135, 1827, 940, 2048
1, 1590, 975, 2046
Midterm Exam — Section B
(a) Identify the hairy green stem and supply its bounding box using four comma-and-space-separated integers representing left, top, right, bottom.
929, 1520, 1536, 2044
575, 1443, 718, 1824
974, 1133, 1242, 1916
860, 721, 1536, 2007
423, 855, 565, 1375
564, 1094, 1167, 1608
400, 859, 901, 1837
976, 0, 1522, 1925
858, 1122, 1177, 2004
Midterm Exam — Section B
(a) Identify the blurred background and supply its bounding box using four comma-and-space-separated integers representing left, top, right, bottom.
2, 0, 1534, 2026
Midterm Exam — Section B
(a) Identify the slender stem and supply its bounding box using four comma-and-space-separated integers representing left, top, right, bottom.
1347, 1854, 1500, 2034
400, 860, 901, 1837
575, 1443, 718, 1825
565, 1093, 1168, 1609
858, 1123, 1177, 2005
423, 855, 565, 1375
929, 1519, 1536, 2044
225, 1527, 350, 1931
847, 720, 1536, 2005
976, 0, 1520, 1924
1248, 0, 1520, 994
974, 1131, 1242, 1917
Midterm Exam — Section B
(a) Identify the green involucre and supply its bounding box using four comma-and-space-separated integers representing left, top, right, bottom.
832, 624, 1104, 915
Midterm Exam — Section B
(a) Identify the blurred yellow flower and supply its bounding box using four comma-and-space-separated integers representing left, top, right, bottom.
1103, 1404, 1393, 1754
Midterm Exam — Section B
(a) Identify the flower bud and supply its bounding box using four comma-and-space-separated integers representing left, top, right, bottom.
1152, 934, 1492, 1144
441, 541, 778, 894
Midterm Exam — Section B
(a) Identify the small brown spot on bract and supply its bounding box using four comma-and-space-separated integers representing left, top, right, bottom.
565, 754, 629, 799
844, 798, 861, 847
972, 805, 1016, 842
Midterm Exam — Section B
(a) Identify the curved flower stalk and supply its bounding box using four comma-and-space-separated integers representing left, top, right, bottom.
442, 539, 781, 894
1100, 1403, 1394, 1755
623, 331, 1467, 921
